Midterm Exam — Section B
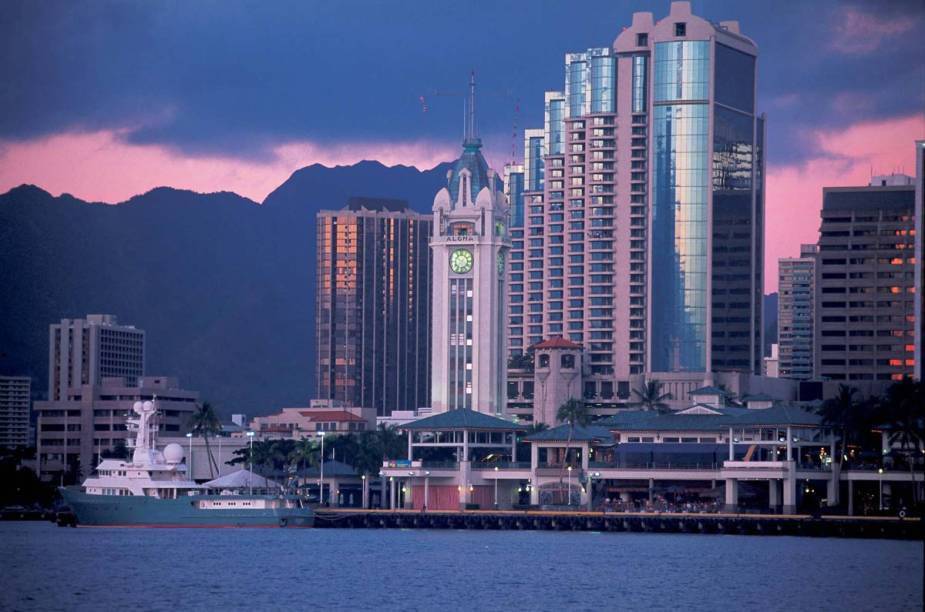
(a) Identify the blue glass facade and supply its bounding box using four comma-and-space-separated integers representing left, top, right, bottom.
526, 136, 545, 190
715, 43, 755, 113
653, 41, 710, 102
508, 171, 525, 228
652, 101, 710, 372
590, 54, 615, 114
567, 59, 587, 117
546, 98, 565, 155
632, 55, 647, 113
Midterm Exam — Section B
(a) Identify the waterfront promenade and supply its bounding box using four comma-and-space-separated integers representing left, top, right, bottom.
313, 508, 922, 540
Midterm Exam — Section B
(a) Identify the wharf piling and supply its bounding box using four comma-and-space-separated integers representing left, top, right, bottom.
313, 509, 922, 540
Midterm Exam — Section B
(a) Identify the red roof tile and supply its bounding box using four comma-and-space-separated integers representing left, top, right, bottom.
532, 336, 582, 350
297, 410, 365, 422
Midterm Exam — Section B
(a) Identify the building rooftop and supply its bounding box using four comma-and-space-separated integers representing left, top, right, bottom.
533, 337, 582, 350
525, 424, 613, 442
401, 409, 525, 432
598, 406, 822, 432
297, 410, 366, 422
343, 197, 410, 213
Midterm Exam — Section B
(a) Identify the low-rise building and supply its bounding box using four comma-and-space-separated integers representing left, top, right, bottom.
249, 400, 375, 440
34, 376, 197, 480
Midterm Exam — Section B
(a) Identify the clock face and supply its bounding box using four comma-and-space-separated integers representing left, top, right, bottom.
497, 252, 505, 274
450, 249, 473, 274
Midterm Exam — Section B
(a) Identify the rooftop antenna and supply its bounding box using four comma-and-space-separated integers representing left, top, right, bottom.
464, 70, 479, 146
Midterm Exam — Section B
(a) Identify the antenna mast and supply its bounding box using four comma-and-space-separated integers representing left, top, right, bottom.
465, 71, 477, 144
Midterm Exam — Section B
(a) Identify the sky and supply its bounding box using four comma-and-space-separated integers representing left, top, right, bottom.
1, 0, 923, 290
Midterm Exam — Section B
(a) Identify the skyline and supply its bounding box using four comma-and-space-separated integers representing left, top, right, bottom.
1, 0, 924, 292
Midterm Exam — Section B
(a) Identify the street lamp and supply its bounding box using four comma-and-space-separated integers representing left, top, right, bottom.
424, 471, 430, 511
494, 466, 499, 509
567, 465, 573, 506
185, 432, 193, 480
245, 431, 255, 495
878, 467, 884, 511
317, 431, 326, 505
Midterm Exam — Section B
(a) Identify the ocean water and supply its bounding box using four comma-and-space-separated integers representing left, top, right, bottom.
3, 522, 922, 611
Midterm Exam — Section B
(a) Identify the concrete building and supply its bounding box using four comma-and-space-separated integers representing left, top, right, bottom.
505, 2, 764, 410
249, 401, 375, 441
0, 376, 31, 448
430, 74, 510, 415
763, 343, 779, 378
315, 197, 432, 416
34, 376, 197, 480
814, 177, 917, 385
778, 244, 817, 379
915, 140, 924, 381
49, 315, 145, 401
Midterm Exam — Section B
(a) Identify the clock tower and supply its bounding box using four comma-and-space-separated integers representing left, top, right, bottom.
430, 74, 510, 414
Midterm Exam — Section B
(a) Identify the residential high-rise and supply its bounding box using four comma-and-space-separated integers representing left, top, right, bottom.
430, 75, 510, 414
0, 376, 31, 448
49, 315, 145, 401
778, 244, 817, 379
815, 176, 916, 384
315, 198, 432, 416
915, 140, 924, 382
505, 1, 764, 407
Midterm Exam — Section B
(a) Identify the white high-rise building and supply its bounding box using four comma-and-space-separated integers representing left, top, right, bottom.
430, 75, 511, 415
778, 244, 817, 380
49, 315, 145, 401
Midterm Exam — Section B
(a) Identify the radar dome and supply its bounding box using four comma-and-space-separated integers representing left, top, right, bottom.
163, 443, 185, 464
143, 400, 154, 412
133, 401, 144, 414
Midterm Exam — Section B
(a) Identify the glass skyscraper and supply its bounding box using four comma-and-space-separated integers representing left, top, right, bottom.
504, 1, 765, 405
315, 198, 432, 416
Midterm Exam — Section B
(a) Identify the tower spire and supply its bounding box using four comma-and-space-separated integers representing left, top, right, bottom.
464, 70, 479, 147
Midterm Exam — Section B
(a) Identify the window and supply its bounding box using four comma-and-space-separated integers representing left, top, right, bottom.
675, 22, 686, 36
561, 354, 575, 369
637, 33, 648, 46
538, 354, 550, 368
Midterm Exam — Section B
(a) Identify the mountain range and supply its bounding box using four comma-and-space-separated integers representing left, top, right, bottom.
1, 161, 780, 416
0, 161, 452, 416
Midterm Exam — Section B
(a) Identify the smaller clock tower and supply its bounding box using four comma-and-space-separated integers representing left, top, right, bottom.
430, 74, 511, 415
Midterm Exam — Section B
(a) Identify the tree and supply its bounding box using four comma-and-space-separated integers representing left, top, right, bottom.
101, 440, 129, 460
633, 379, 672, 414
882, 378, 925, 507
817, 384, 861, 467
188, 402, 222, 479
507, 347, 535, 372
556, 398, 591, 503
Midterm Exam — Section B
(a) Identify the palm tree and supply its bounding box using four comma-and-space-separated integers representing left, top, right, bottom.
556, 398, 591, 505
188, 402, 222, 479
633, 379, 672, 413
882, 378, 924, 507
817, 384, 859, 468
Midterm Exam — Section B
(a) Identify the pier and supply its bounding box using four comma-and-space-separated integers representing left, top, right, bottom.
313, 508, 923, 540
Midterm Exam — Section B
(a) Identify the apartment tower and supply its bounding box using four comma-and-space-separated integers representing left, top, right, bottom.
505, 2, 764, 406
315, 198, 432, 416
778, 244, 817, 379
814, 176, 916, 384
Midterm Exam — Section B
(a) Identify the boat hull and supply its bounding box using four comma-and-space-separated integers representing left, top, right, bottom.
59, 488, 313, 528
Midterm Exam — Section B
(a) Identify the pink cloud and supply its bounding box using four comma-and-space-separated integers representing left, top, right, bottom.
765, 113, 925, 292
0, 129, 458, 203
829, 8, 918, 54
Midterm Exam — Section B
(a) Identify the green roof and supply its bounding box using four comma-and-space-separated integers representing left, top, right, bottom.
401, 409, 526, 431
598, 406, 822, 432
690, 386, 728, 396
525, 424, 613, 442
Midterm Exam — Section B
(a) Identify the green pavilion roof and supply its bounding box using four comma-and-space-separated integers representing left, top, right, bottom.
598, 406, 823, 432
401, 409, 526, 431
525, 424, 614, 442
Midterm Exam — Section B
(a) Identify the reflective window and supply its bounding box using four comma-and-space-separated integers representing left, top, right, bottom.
567, 59, 587, 117
590, 55, 615, 114
526, 136, 545, 190
546, 98, 565, 155
651, 103, 709, 371
632, 55, 647, 113
714, 43, 755, 112
653, 41, 709, 102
